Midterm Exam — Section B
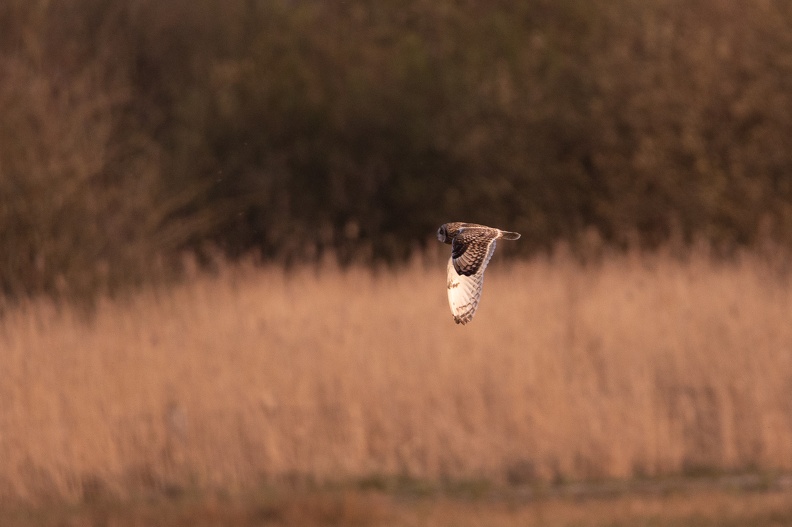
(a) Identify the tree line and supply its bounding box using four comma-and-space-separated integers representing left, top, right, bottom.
1, 0, 792, 299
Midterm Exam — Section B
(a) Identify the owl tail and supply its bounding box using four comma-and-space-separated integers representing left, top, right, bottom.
500, 230, 521, 241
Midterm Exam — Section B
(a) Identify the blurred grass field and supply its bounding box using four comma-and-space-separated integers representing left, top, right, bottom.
2, 248, 792, 524
4, 481, 792, 527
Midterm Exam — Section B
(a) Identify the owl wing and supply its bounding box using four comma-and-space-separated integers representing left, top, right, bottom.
450, 229, 498, 276
446, 232, 498, 324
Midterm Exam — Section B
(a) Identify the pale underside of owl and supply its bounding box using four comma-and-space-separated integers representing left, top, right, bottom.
437, 222, 521, 325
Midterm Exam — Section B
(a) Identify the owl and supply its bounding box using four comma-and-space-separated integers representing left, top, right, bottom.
437, 222, 521, 324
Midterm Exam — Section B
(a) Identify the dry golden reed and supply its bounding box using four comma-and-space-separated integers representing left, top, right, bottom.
1, 250, 792, 501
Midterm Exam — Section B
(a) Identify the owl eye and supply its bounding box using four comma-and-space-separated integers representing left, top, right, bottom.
437, 227, 446, 241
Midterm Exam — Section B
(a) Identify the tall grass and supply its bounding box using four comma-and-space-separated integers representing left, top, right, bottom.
1, 249, 792, 502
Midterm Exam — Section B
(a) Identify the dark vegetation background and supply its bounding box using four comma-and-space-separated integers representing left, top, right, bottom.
2, 0, 792, 300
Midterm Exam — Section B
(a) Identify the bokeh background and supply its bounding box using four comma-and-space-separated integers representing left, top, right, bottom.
3, 1, 792, 524
2, 0, 792, 300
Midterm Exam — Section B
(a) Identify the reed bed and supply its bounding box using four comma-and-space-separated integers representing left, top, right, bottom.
1, 250, 791, 501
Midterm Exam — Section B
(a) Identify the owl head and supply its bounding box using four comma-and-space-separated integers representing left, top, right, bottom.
437, 222, 467, 244
437, 224, 451, 243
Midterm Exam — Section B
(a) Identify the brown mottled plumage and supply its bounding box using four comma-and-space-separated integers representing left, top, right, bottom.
437, 222, 521, 324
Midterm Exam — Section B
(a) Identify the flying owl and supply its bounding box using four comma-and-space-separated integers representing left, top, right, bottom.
437, 222, 521, 325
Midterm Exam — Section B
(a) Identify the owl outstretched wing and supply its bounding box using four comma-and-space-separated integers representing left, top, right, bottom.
446, 232, 498, 324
